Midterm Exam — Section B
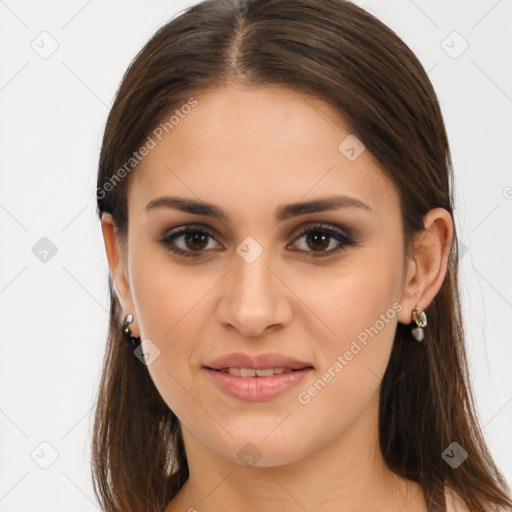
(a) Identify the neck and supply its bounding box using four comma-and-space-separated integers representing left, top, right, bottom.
167, 392, 427, 512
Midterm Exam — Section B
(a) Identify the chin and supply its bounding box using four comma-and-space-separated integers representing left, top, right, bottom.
207, 431, 314, 469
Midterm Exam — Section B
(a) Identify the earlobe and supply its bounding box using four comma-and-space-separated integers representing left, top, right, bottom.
397, 208, 454, 325
101, 213, 119, 271
100, 213, 131, 306
100, 213, 140, 337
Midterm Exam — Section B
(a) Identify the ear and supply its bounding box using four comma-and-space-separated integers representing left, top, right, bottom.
397, 207, 454, 325
100, 212, 140, 337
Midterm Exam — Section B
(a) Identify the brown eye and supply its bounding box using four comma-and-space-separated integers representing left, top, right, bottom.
159, 223, 356, 259
160, 226, 219, 257
181, 231, 210, 251
304, 232, 331, 252
289, 224, 356, 258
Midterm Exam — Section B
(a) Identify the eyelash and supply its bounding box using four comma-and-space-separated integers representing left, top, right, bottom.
159, 223, 356, 259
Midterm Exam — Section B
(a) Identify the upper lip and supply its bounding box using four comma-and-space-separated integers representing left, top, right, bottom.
205, 352, 314, 370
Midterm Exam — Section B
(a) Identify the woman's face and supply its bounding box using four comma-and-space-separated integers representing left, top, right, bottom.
117, 83, 413, 466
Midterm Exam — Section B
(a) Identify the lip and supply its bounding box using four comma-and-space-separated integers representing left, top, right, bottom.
204, 367, 313, 401
204, 351, 313, 371
203, 351, 314, 402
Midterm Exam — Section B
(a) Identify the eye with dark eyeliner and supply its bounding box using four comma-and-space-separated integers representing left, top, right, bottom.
158, 223, 357, 259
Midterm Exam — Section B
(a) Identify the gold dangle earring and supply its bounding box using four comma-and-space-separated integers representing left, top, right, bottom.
411, 304, 427, 342
122, 313, 141, 349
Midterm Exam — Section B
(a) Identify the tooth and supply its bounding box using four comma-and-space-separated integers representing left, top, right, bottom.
227, 367, 241, 376
256, 368, 274, 377
240, 368, 256, 377
273, 367, 285, 374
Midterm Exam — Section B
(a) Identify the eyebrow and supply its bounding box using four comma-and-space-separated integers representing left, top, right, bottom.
144, 194, 373, 222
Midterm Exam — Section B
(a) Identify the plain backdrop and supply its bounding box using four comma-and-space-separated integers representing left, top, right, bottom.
0, 0, 511, 510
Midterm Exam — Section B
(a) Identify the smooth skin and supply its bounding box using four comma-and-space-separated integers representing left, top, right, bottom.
101, 83, 454, 512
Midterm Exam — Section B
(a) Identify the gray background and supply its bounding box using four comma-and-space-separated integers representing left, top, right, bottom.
0, 0, 511, 510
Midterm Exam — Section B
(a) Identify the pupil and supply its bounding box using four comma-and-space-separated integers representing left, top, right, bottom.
307, 233, 329, 251
186, 232, 208, 250
183, 232, 330, 252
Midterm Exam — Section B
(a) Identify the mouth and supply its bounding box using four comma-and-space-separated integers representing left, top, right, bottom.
204, 351, 314, 372
204, 366, 314, 377
202, 352, 314, 400
202, 364, 314, 401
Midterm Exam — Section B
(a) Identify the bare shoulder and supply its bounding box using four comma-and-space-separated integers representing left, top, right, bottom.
444, 487, 470, 512
445, 487, 511, 512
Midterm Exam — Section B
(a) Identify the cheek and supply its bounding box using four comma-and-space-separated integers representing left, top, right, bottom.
308, 241, 404, 345
298, 237, 404, 395
278, 264, 402, 460
131, 266, 209, 367
128, 244, 217, 412
129, 237, 209, 338
125, 222, 405, 465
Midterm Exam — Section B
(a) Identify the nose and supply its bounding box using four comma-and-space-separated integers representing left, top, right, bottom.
217, 245, 293, 338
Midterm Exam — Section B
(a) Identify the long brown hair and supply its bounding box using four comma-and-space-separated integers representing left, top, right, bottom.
92, 1, 512, 510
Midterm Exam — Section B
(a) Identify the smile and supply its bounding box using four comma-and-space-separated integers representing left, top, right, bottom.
204, 366, 313, 401
215, 367, 306, 376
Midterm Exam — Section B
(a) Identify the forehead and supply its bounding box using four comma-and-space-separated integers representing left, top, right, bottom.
129, 84, 399, 221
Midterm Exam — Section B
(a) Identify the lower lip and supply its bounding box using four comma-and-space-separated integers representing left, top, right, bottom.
204, 367, 313, 401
